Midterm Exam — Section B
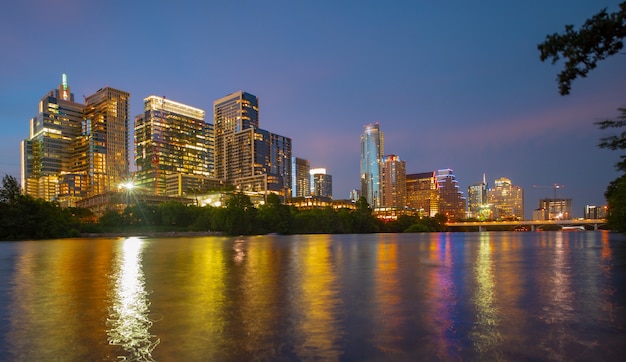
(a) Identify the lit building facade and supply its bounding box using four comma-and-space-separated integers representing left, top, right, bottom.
213, 91, 291, 197
535, 198, 571, 220
467, 175, 488, 219
82, 86, 130, 196
487, 177, 524, 220
360, 123, 384, 208
436, 169, 466, 221
21, 75, 85, 204
134, 96, 211, 195
310, 168, 332, 198
380, 155, 406, 208
214, 91, 259, 181
406, 171, 439, 217
292, 157, 310, 198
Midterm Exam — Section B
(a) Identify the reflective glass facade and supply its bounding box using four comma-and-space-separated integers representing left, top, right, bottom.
134, 96, 210, 195
360, 123, 384, 208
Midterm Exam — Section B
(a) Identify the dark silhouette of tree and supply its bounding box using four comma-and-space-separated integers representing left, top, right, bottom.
538, 2, 626, 95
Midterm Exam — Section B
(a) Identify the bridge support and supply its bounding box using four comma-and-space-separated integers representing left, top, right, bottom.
479, 225, 486, 232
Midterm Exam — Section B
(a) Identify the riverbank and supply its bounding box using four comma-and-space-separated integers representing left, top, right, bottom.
80, 230, 224, 238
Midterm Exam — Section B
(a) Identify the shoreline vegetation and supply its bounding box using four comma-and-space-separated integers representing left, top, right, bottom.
1, 175, 447, 240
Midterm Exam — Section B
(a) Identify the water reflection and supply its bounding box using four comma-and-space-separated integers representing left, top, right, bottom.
289, 234, 343, 360
107, 237, 159, 360
471, 232, 503, 359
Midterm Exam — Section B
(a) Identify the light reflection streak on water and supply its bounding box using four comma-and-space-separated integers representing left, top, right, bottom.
422, 233, 457, 359
539, 232, 574, 360
292, 235, 342, 360
471, 232, 502, 359
107, 237, 159, 361
373, 235, 402, 354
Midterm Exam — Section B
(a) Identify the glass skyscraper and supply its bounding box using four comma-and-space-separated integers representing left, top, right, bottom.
360, 123, 384, 208
134, 96, 210, 195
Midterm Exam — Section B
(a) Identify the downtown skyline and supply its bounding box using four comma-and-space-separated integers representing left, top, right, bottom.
2, 1, 626, 219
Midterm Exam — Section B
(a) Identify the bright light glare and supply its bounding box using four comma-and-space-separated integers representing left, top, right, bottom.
120, 181, 135, 190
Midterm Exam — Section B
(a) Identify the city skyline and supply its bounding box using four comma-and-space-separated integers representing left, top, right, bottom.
2, 1, 626, 219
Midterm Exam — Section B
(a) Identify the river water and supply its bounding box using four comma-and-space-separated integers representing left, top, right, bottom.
0, 231, 624, 361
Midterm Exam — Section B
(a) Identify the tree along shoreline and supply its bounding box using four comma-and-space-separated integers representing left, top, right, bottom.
1, 176, 447, 240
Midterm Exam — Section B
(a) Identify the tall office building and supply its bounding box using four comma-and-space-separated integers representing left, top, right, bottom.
436, 169, 466, 221
535, 198, 571, 220
467, 174, 488, 219
292, 157, 310, 197
134, 96, 210, 195
310, 168, 332, 198
406, 171, 439, 217
213, 91, 291, 197
21, 75, 85, 205
214, 91, 259, 181
380, 155, 406, 208
487, 177, 524, 220
360, 123, 384, 208
82, 86, 130, 196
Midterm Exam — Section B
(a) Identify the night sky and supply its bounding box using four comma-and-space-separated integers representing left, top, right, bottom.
1, 1, 625, 218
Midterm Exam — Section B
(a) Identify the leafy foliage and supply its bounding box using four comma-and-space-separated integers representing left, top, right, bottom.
538, 2, 626, 95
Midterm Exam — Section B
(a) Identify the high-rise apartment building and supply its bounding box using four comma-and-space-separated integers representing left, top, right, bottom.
360, 123, 384, 208
535, 198, 571, 220
134, 96, 211, 195
467, 174, 488, 219
406, 171, 439, 217
213, 91, 291, 197
82, 86, 130, 196
21, 75, 85, 204
436, 169, 466, 221
21, 76, 129, 204
381, 155, 406, 208
292, 157, 310, 197
310, 168, 332, 198
487, 177, 524, 220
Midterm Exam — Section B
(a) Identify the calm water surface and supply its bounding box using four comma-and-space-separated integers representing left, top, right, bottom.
0, 231, 625, 361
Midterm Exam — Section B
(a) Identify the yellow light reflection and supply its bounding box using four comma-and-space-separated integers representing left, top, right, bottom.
107, 237, 159, 360
470, 232, 503, 359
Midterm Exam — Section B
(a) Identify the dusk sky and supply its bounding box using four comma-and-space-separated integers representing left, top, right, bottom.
1, 1, 625, 218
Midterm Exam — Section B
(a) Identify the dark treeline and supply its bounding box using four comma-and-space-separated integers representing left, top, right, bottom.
0, 175, 447, 240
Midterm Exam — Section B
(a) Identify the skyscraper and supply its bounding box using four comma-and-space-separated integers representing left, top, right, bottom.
406, 171, 439, 217
21, 75, 86, 205
467, 174, 488, 219
360, 123, 384, 207
487, 177, 524, 220
292, 157, 310, 197
134, 96, 211, 195
310, 168, 332, 198
214, 91, 259, 181
381, 155, 406, 208
213, 91, 291, 197
436, 169, 466, 221
82, 86, 130, 196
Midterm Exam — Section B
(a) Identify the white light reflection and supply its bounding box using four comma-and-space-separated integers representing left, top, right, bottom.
107, 237, 159, 360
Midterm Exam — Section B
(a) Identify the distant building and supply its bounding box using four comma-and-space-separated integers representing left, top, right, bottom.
291, 157, 310, 197
584, 205, 607, 219
467, 175, 488, 219
535, 198, 572, 220
310, 168, 332, 198
380, 155, 406, 208
488, 177, 524, 220
134, 96, 212, 195
360, 123, 384, 208
406, 171, 439, 217
436, 169, 466, 221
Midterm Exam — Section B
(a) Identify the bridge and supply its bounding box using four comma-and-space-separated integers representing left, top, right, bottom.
446, 219, 607, 232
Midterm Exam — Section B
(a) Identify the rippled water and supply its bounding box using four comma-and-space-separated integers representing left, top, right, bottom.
0, 231, 624, 361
